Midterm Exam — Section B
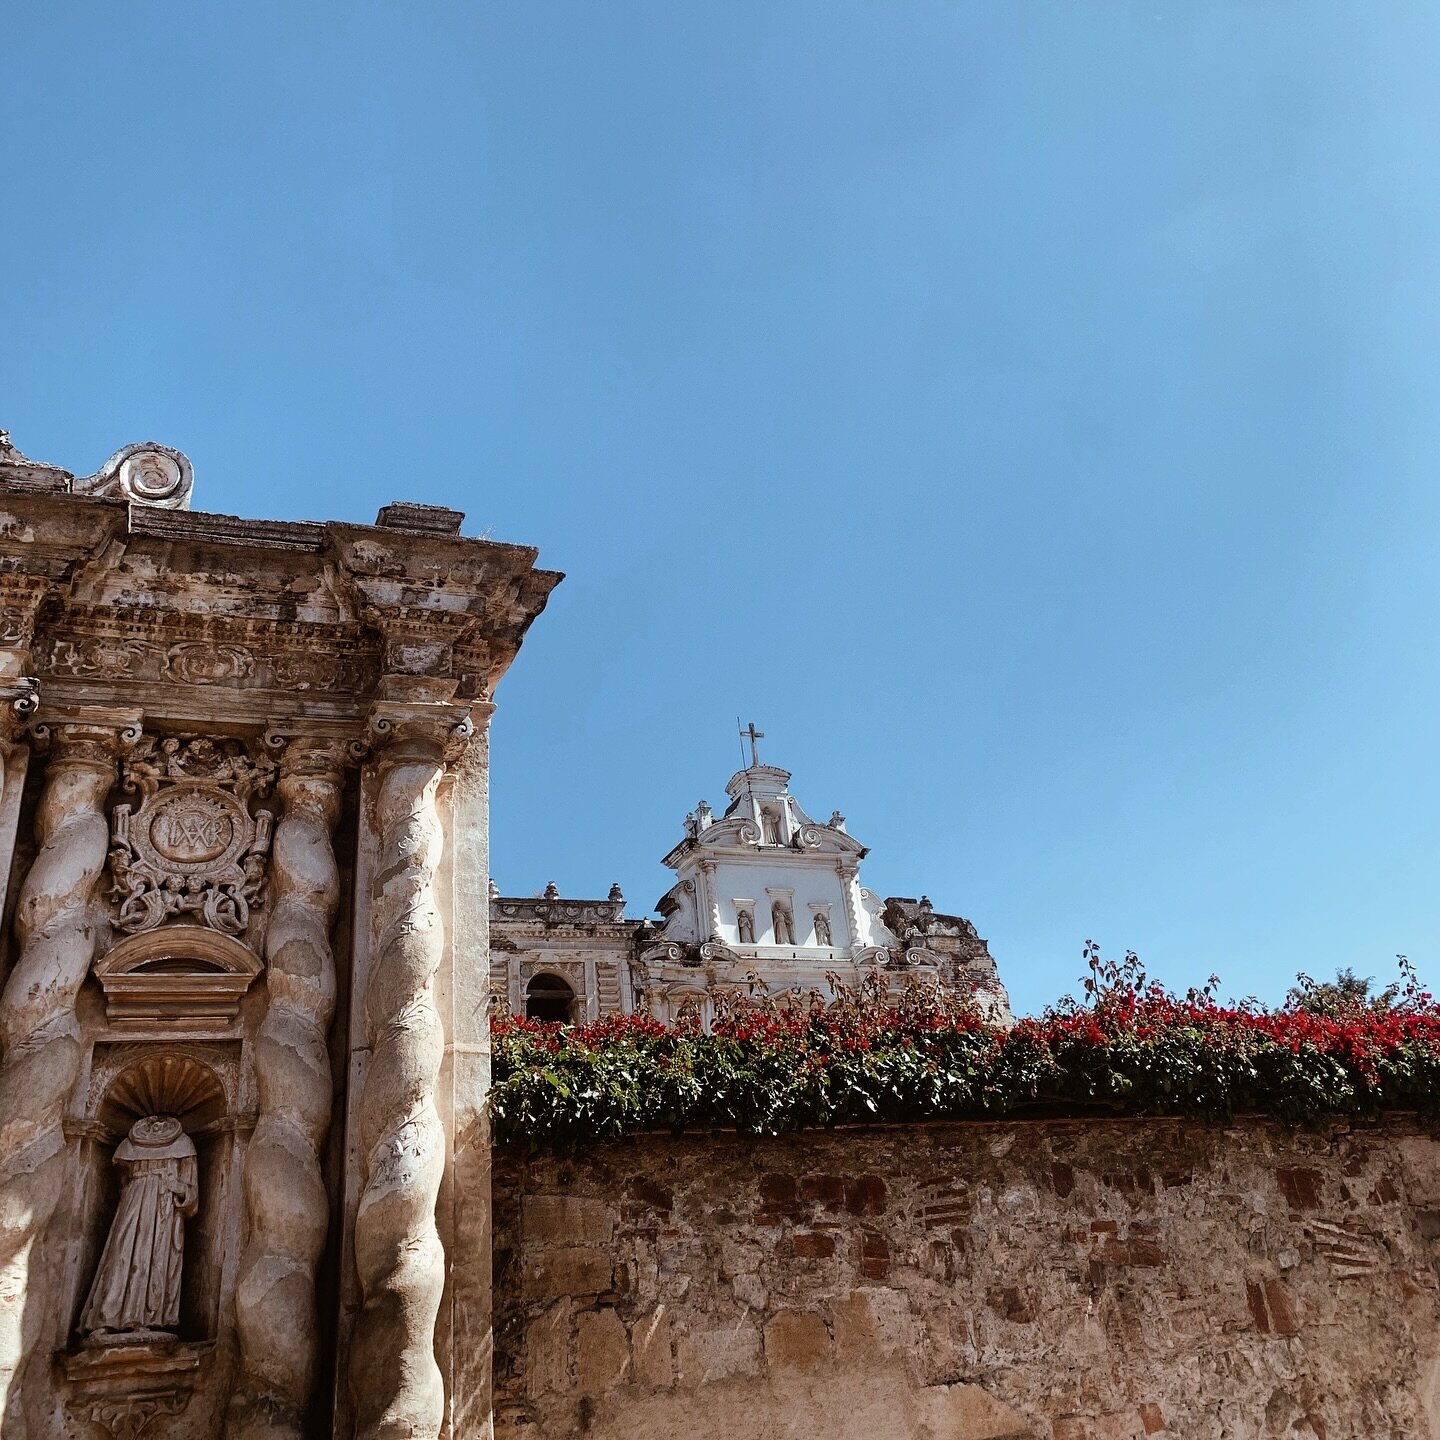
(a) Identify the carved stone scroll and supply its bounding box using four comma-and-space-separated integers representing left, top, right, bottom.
0, 718, 134, 1418
74, 442, 195, 511
350, 706, 468, 1440
228, 737, 347, 1440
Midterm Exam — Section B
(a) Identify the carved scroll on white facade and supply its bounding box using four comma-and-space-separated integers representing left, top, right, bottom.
350, 707, 467, 1440
228, 737, 347, 1440
0, 719, 132, 1416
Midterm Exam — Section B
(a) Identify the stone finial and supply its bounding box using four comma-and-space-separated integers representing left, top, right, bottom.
543, 880, 560, 899
607, 883, 624, 902
489, 877, 500, 901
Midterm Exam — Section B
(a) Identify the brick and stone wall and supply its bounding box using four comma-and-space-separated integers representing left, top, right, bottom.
493, 1119, 1440, 1439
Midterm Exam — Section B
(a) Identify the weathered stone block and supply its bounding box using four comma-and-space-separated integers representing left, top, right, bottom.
798, 1172, 845, 1207
524, 1194, 616, 1246
576, 1307, 630, 1395
632, 1307, 674, 1388
829, 1287, 914, 1358
844, 1173, 887, 1215
763, 1310, 831, 1370
674, 1322, 761, 1387
918, 1382, 1033, 1438
526, 1299, 572, 1398
523, 1246, 614, 1299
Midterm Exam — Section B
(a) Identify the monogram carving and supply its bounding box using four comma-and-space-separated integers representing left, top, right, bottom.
164, 642, 254, 685
109, 737, 275, 936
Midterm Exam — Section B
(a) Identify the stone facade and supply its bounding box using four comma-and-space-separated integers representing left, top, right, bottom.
0, 438, 559, 1439
492, 759, 1011, 1027
494, 1119, 1440, 1440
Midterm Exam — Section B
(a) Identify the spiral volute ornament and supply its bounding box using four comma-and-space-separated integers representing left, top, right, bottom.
75, 442, 195, 511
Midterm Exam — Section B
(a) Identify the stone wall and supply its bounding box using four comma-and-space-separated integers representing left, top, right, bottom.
493, 1119, 1440, 1440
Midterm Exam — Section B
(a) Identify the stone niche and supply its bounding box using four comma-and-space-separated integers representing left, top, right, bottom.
59, 1046, 240, 1438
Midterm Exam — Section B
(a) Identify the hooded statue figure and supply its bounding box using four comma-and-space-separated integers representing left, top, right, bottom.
81, 1115, 199, 1343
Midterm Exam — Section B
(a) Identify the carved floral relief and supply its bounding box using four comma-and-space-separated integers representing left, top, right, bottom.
37, 631, 378, 692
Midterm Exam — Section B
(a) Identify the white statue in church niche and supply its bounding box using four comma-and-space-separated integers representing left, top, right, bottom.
814, 911, 832, 946
81, 1115, 198, 1344
772, 903, 794, 946
761, 808, 781, 845
736, 907, 755, 944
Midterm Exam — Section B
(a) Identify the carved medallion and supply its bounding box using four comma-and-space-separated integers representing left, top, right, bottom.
164, 642, 254, 685
108, 737, 275, 937
147, 790, 242, 868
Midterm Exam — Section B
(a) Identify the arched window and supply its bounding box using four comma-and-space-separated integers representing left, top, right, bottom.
525, 973, 576, 1024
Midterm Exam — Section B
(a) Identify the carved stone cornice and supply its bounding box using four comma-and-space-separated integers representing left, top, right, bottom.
328, 519, 561, 699
34, 608, 381, 698
361, 604, 491, 695
0, 571, 54, 657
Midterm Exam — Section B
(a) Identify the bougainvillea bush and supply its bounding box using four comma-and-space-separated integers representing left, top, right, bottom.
489, 946, 1440, 1149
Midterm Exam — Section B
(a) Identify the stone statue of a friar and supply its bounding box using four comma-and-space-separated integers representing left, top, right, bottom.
81, 1116, 198, 1344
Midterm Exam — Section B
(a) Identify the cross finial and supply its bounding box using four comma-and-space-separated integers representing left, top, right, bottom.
740, 720, 765, 768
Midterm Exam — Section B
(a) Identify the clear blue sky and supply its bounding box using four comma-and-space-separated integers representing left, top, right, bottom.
6, 3, 1439, 1015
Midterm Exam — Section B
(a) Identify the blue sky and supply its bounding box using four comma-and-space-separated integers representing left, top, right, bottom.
6, 3, 1439, 1014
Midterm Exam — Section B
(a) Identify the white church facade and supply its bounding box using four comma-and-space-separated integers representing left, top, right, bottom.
491, 739, 1012, 1026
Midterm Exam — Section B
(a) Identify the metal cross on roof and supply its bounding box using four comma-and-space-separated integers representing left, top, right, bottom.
739, 720, 765, 768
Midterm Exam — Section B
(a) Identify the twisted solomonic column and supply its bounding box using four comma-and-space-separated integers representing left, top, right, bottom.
351, 706, 469, 1440
0, 720, 131, 1423
228, 737, 348, 1440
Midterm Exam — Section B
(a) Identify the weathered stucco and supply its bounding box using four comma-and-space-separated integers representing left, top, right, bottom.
494, 1119, 1440, 1440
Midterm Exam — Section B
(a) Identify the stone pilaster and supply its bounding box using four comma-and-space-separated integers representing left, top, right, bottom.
436, 704, 495, 1439
350, 703, 471, 1440
0, 714, 137, 1428
229, 736, 350, 1440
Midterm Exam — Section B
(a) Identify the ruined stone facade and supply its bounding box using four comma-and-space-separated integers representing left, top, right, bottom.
494, 1119, 1440, 1440
492, 759, 1011, 1027
0, 434, 1431, 1439
0, 437, 559, 1438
